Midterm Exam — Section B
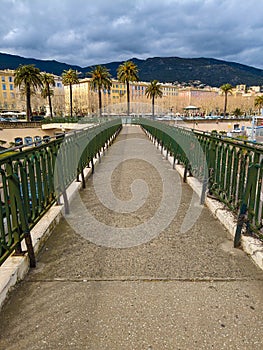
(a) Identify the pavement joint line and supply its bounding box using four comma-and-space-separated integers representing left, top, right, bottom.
26, 277, 263, 283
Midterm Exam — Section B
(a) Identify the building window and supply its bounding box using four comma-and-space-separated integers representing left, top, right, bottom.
10, 84, 14, 90
8, 76, 13, 82
1, 76, 5, 82
10, 92, 15, 99
2, 84, 6, 90
3, 92, 7, 99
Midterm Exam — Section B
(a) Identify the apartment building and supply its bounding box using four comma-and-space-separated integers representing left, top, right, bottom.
64, 78, 181, 116
0, 69, 65, 115
64, 78, 111, 116
49, 77, 65, 116
0, 70, 17, 111
64, 78, 145, 116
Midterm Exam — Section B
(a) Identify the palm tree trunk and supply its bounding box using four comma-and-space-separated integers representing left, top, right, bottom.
26, 83, 31, 122
224, 93, 227, 117
70, 83, 73, 118
48, 94, 53, 118
126, 80, 130, 116
47, 85, 53, 118
152, 96, 155, 119
98, 89, 102, 117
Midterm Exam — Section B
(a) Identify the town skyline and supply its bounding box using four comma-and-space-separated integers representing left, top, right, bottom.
1, 52, 263, 89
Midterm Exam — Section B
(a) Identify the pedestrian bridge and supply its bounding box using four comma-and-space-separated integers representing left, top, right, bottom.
0, 119, 263, 348
0, 118, 262, 267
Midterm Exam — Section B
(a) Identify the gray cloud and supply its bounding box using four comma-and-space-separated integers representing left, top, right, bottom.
0, 0, 263, 69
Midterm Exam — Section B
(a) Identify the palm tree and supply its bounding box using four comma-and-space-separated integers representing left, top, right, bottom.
232, 108, 243, 118
41, 73, 55, 118
145, 80, 163, 119
220, 83, 233, 117
62, 69, 79, 118
254, 95, 263, 114
117, 61, 139, 115
14, 64, 43, 121
88, 66, 112, 117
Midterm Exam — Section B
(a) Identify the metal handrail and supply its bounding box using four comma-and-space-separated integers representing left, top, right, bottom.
134, 118, 263, 245
0, 119, 122, 265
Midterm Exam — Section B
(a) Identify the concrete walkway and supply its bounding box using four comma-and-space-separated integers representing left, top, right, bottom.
0, 125, 263, 350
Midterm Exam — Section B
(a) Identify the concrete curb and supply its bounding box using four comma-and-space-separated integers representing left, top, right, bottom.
0, 149, 102, 310
182, 167, 263, 271
151, 135, 263, 271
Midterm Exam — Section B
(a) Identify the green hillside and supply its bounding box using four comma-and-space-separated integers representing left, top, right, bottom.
1, 52, 263, 87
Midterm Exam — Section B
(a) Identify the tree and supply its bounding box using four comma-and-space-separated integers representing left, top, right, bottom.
62, 69, 79, 118
88, 66, 112, 117
220, 83, 233, 117
14, 64, 43, 121
41, 73, 55, 118
232, 108, 243, 118
254, 95, 263, 114
117, 61, 139, 115
145, 80, 163, 119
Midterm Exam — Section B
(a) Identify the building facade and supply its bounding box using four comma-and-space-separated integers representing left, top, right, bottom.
0, 69, 65, 116
1, 68, 262, 117
64, 78, 181, 116
0, 70, 17, 111
64, 77, 263, 117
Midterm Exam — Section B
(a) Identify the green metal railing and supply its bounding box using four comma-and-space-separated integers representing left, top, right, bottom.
134, 118, 263, 246
0, 119, 122, 265
1, 116, 262, 265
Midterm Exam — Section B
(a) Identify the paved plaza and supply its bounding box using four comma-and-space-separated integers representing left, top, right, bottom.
0, 125, 263, 349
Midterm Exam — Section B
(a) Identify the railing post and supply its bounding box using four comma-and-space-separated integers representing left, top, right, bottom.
200, 176, 208, 205
8, 173, 36, 267
234, 164, 259, 247
91, 158, 95, 174
183, 162, 188, 182
81, 168, 86, 189
173, 155, 176, 169
55, 148, 70, 215
234, 203, 248, 248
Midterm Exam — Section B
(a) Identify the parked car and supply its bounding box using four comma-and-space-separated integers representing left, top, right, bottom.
24, 136, 33, 145
14, 137, 23, 146
7, 117, 18, 122
43, 135, 51, 143
31, 116, 44, 122
34, 136, 42, 146
55, 132, 65, 139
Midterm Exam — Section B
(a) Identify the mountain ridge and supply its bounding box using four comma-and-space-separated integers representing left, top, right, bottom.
0, 52, 263, 87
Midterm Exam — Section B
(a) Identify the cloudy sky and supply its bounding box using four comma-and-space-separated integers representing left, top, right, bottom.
0, 0, 263, 69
